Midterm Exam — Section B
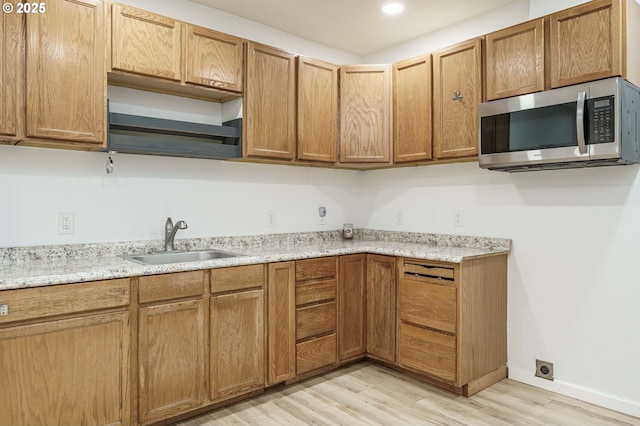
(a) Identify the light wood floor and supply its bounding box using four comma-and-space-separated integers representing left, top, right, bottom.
175, 362, 640, 425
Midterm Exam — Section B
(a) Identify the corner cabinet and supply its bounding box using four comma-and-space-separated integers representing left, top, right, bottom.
25, 0, 106, 146
339, 65, 392, 164
433, 37, 482, 159
244, 41, 296, 159
0, 11, 22, 143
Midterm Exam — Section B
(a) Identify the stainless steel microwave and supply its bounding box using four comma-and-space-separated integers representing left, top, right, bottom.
478, 77, 640, 172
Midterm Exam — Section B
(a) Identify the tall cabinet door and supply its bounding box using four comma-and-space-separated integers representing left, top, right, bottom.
25, 0, 106, 145
433, 37, 482, 159
393, 54, 432, 163
244, 41, 296, 159
267, 261, 296, 385
339, 65, 392, 163
338, 254, 366, 361
297, 57, 338, 163
366, 255, 396, 363
0, 12, 22, 142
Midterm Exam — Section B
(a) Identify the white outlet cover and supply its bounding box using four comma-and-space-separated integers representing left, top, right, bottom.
58, 212, 75, 234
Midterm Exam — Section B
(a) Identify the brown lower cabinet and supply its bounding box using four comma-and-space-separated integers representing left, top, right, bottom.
338, 254, 366, 361
366, 254, 397, 363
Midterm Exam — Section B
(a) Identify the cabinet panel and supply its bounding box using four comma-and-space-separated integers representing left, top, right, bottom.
0, 12, 22, 141
366, 255, 396, 362
397, 323, 456, 383
139, 299, 205, 423
26, 0, 106, 144
210, 290, 264, 401
267, 262, 296, 385
297, 57, 338, 162
111, 3, 181, 81
485, 19, 545, 100
296, 256, 337, 281
398, 279, 457, 334
296, 279, 336, 306
185, 25, 243, 92
0, 312, 131, 426
338, 254, 366, 360
393, 55, 432, 162
296, 301, 336, 341
296, 334, 337, 375
139, 270, 204, 304
339, 65, 392, 163
549, 0, 621, 88
244, 41, 296, 159
433, 38, 482, 159
210, 264, 265, 293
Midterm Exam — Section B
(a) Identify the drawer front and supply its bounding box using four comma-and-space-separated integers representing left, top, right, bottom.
139, 271, 204, 304
296, 301, 336, 341
0, 279, 130, 325
399, 279, 456, 334
397, 323, 456, 383
295, 257, 336, 282
295, 279, 336, 306
296, 333, 337, 375
210, 264, 265, 293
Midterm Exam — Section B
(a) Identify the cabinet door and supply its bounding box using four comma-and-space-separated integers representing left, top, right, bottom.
138, 299, 205, 424
26, 0, 106, 144
210, 289, 264, 401
244, 41, 296, 159
111, 3, 181, 81
393, 55, 432, 162
366, 255, 396, 362
485, 19, 545, 100
0, 312, 131, 426
185, 24, 243, 92
267, 261, 296, 385
339, 65, 392, 163
433, 38, 482, 159
0, 12, 22, 141
549, 0, 622, 88
297, 57, 338, 162
338, 254, 366, 360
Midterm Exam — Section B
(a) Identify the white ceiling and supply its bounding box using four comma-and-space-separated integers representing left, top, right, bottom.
191, 0, 520, 56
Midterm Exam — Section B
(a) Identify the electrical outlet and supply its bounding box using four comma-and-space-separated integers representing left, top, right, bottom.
395, 209, 405, 225
453, 209, 464, 227
266, 210, 276, 228
536, 359, 554, 381
58, 212, 75, 234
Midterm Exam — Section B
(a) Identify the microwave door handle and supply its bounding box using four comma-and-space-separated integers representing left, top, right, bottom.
576, 91, 587, 154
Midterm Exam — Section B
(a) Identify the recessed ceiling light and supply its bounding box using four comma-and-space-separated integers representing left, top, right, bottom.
382, 3, 405, 15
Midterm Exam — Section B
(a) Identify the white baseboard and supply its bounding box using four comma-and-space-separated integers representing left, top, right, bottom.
508, 367, 640, 418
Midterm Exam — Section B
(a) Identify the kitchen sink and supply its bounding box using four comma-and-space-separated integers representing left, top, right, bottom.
124, 249, 244, 265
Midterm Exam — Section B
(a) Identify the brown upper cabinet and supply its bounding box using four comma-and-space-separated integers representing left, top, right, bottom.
339, 65, 392, 164
110, 3, 243, 99
0, 12, 22, 143
485, 19, 545, 101
393, 54, 433, 162
297, 57, 338, 163
433, 38, 483, 159
244, 41, 296, 160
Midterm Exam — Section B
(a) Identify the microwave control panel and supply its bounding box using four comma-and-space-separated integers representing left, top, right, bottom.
588, 96, 615, 144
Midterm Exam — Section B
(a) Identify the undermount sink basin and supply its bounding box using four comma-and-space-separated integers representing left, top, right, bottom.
125, 249, 244, 265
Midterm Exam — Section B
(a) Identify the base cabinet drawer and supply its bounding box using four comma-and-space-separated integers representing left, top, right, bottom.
397, 323, 456, 383
296, 334, 337, 374
296, 301, 336, 341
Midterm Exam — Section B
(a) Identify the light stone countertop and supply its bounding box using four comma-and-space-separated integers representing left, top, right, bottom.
0, 230, 511, 291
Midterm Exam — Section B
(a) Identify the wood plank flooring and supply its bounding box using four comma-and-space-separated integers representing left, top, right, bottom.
174, 362, 640, 425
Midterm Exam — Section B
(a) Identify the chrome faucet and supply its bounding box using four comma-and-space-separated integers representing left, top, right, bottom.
164, 217, 188, 251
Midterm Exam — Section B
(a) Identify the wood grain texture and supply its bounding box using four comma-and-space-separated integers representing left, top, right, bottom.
338, 254, 366, 361
26, 0, 106, 145
111, 3, 182, 80
297, 57, 338, 163
138, 270, 205, 304
296, 334, 337, 375
398, 278, 457, 334
393, 54, 433, 162
549, 0, 621, 88
0, 311, 131, 426
295, 279, 336, 306
485, 19, 545, 100
244, 41, 296, 159
433, 37, 482, 159
267, 262, 296, 385
185, 24, 243, 92
138, 299, 206, 424
295, 256, 337, 281
210, 264, 265, 294
176, 362, 640, 426
397, 322, 457, 383
366, 255, 396, 363
0, 278, 130, 324
210, 289, 265, 402
339, 64, 392, 163
296, 301, 336, 341
0, 12, 22, 141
